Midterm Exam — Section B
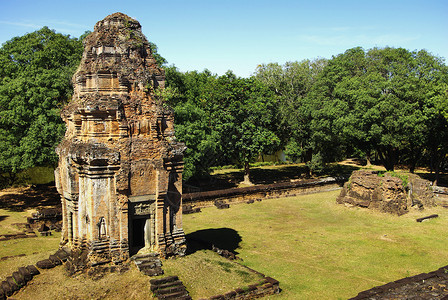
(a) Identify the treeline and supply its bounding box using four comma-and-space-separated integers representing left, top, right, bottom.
0, 27, 447, 186
166, 48, 448, 183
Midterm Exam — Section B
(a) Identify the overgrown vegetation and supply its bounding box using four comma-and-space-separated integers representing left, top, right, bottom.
377, 171, 410, 188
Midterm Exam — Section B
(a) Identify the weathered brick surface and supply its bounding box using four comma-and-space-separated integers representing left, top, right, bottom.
54, 13, 186, 266
337, 170, 436, 215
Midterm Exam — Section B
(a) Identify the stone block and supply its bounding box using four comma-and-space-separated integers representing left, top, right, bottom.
26, 265, 40, 276
48, 254, 62, 265
12, 271, 26, 287
1, 281, 13, 297
18, 266, 33, 281
5, 277, 19, 293
54, 248, 70, 261
36, 259, 55, 269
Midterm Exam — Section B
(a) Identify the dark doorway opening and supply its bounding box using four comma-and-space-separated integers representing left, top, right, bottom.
132, 218, 146, 249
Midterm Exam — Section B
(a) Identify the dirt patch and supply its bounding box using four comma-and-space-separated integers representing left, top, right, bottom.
13, 264, 155, 299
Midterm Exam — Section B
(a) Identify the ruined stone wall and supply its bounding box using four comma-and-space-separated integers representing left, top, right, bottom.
183, 177, 344, 209
55, 13, 186, 267
337, 170, 436, 215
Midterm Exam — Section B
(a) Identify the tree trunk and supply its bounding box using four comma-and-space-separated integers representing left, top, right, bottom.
242, 161, 253, 186
378, 148, 397, 171
365, 152, 372, 167
433, 154, 445, 186
303, 150, 312, 178
409, 163, 416, 174
408, 148, 421, 174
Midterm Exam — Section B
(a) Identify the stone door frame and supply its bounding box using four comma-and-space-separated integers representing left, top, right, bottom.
129, 195, 156, 255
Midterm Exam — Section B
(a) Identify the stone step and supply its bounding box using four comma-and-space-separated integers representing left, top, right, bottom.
154, 284, 186, 296
150, 275, 191, 300
132, 253, 159, 260
136, 259, 162, 267
150, 276, 179, 286
134, 256, 160, 262
150, 280, 183, 292
140, 266, 164, 276
157, 290, 190, 300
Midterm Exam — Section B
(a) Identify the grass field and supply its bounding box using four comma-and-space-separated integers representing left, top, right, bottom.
183, 190, 448, 299
2, 162, 448, 299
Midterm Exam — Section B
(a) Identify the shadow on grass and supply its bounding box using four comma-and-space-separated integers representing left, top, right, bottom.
186, 228, 242, 255
186, 163, 360, 193
322, 164, 360, 178
0, 215, 7, 222
0, 183, 60, 212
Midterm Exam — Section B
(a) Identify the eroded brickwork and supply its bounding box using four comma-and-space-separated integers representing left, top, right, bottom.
55, 13, 186, 267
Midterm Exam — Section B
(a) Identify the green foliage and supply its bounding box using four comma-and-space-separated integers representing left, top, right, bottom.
165, 67, 221, 180
378, 171, 409, 188
307, 47, 448, 172
209, 72, 281, 180
0, 27, 83, 184
149, 42, 167, 67
255, 59, 328, 173
166, 67, 281, 181
306, 152, 326, 175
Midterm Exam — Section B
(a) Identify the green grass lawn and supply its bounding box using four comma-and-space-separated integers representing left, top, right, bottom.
183, 190, 448, 299
0, 233, 61, 280
2, 176, 448, 299
161, 250, 265, 299
0, 208, 34, 235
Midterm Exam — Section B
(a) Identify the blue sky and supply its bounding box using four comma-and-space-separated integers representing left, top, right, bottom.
0, 0, 447, 77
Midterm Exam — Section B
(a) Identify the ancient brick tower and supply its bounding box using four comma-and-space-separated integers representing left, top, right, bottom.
54, 13, 186, 266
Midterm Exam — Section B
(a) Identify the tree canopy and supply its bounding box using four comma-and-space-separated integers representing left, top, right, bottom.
306, 47, 448, 176
0, 27, 83, 183
1, 27, 447, 186
165, 68, 280, 183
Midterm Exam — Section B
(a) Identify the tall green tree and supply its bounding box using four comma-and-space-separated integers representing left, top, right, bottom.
164, 67, 222, 181
0, 27, 83, 184
255, 59, 327, 174
210, 72, 280, 184
309, 47, 448, 172
166, 68, 281, 183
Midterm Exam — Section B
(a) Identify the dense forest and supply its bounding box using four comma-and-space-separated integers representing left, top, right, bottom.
1, 27, 447, 186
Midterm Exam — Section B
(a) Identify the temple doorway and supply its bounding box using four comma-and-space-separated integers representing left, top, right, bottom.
129, 199, 156, 256
132, 218, 146, 248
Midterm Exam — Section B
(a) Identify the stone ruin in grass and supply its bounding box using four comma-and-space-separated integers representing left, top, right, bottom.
337, 169, 436, 215
54, 13, 187, 270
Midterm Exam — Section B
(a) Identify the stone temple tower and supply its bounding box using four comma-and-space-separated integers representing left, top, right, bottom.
54, 13, 186, 266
